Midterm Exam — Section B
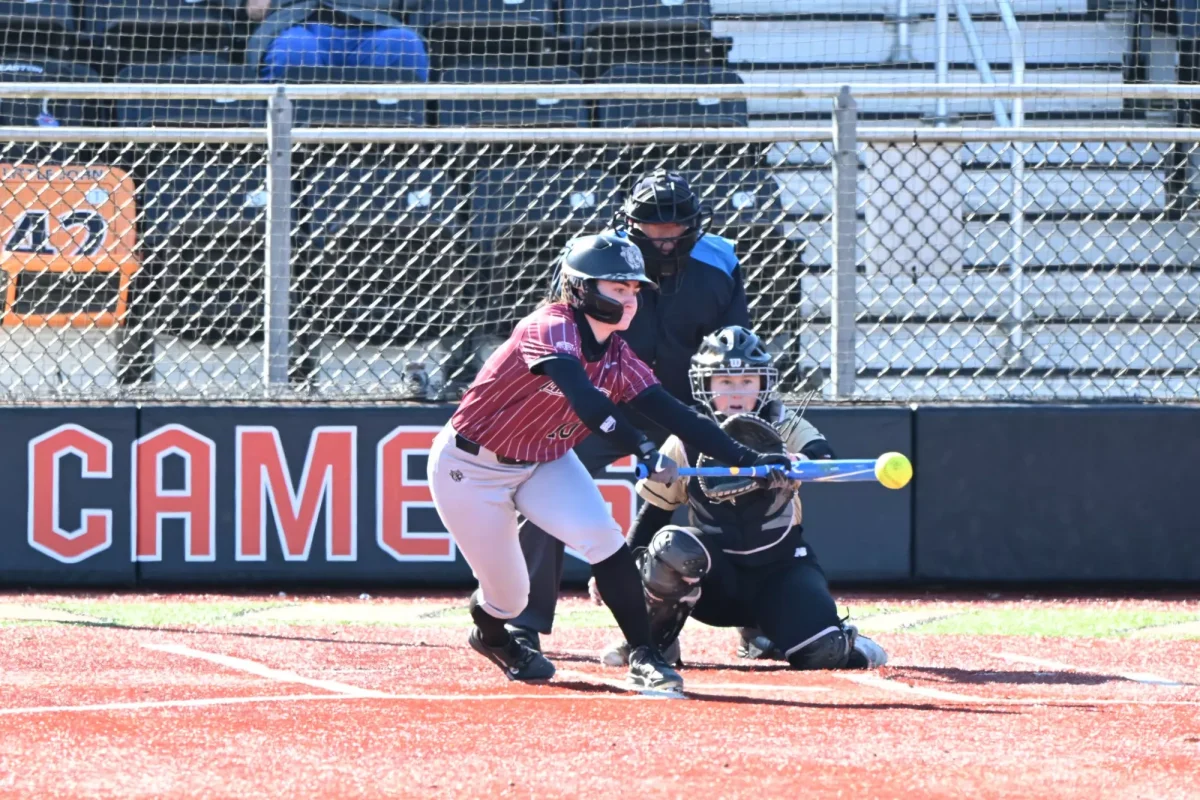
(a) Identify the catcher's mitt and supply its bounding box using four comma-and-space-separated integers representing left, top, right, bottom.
698, 414, 786, 504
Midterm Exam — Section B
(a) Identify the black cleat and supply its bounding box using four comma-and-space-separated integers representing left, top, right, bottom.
506, 625, 543, 653
468, 627, 556, 681
736, 627, 784, 661
627, 645, 684, 692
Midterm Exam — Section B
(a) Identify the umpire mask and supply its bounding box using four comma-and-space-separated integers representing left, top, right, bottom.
615, 170, 708, 281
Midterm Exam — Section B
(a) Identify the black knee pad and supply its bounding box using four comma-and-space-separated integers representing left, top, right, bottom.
786, 625, 852, 670
640, 526, 711, 600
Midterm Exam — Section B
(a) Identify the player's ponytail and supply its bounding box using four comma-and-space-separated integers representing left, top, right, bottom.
536, 251, 571, 308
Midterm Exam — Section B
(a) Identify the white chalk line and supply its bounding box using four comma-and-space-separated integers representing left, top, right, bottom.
554, 668, 685, 699
555, 668, 832, 699
143, 642, 393, 698
997, 652, 1187, 688
0, 694, 361, 716
0, 689, 681, 717
838, 672, 1200, 707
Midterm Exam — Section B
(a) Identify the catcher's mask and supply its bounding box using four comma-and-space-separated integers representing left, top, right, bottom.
689, 326, 778, 413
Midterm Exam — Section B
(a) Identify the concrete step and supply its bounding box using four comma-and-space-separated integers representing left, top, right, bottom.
789, 321, 1200, 370
711, 0, 1091, 16
770, 166, 1170, 219
775, 218, 1200, 269
790, 270, 1200, 319
718, 19, 1127, 66
828, 373, 1200, 400
739, 68, 1124, 116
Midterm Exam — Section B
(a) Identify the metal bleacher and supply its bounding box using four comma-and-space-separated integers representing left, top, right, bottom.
1, 0, 1197, 401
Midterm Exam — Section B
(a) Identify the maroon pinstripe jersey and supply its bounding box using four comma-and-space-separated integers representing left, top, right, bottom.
451, 303, 659, 462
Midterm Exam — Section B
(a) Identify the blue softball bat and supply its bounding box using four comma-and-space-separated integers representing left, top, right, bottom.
634, 459, 881, 483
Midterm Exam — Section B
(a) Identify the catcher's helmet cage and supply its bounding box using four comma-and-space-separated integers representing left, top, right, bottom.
558, 231, 657, 324
689, 325, 779, 411
615, 170, 709, 278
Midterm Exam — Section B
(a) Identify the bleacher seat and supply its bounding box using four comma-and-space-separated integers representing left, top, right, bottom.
560, 0, 715, 75
436, 64, 585, 127
296, 164, 467, 345
596, 64, 746, 128
413, 0, 556, 70
281, 65, 426, 127
0, 0, 76, 59
137, 157, 269, 343
79, 0, 234, 71
116, 56, 266, 127
468, 167, 619, 324
0, 60, 101, 126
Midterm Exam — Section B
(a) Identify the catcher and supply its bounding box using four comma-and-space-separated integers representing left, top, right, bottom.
595, 325, 888, 670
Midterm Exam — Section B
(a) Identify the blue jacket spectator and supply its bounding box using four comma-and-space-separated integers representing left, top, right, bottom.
216, 0, 429, 81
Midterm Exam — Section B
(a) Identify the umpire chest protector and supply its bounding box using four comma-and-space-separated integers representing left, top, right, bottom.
682, 413, 800, 566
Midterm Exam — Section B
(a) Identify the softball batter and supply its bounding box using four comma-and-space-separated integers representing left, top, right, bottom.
427, 232, 790, 692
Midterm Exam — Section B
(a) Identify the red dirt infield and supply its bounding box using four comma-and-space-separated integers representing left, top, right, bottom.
1, 591, 1198, 799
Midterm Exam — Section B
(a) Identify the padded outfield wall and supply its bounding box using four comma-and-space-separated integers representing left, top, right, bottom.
0, 404, 1195, 588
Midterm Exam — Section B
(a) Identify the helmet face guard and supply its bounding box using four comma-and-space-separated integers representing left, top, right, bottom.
615, 170, 709, 278
565, 278, 625, 324
688, 326, 779, 412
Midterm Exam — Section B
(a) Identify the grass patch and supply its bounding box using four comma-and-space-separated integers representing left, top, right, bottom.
906, 607, 1200, 638
43, 600, 286, 628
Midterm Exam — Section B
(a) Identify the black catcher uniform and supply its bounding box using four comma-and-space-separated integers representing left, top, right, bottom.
609, 326, 888, 670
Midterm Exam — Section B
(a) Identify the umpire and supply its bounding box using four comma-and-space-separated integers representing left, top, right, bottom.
508, 169, 751, 650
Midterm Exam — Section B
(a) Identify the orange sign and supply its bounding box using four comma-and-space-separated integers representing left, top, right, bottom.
0, 163, 140, 327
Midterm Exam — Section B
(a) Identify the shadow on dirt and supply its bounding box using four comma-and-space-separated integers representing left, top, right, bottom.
889, 666, 1119, 686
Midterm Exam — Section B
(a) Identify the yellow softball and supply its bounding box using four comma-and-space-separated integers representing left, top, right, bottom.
874, 452, 913, 490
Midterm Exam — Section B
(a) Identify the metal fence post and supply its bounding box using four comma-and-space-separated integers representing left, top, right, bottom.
265, 85, 293, 390
831, 86, 858, 400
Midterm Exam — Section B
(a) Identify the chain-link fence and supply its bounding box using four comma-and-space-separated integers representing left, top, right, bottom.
1, 84, 1198, 403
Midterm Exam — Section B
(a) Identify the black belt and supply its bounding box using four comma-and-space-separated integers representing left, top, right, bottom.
454, 433, 534, 466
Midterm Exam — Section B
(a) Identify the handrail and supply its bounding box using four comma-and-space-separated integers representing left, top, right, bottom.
4, 83, 1200, 101
936, 0, 950, 125
997, 0, 1027, 364
6, 125, 1200, 145
887, 0, 916, 63
954, 0, 1010, 126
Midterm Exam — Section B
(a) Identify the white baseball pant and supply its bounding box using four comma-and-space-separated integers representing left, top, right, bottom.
426, 425, 625, 620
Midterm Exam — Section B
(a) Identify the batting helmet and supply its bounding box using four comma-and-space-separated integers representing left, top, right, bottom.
689, 325, 779, 411
615, 170, 708, 278
559, 231, 657, 324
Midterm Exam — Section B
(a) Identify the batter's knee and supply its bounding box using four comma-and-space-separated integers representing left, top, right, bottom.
785, 625, 852, 670
641, 526, 711, 600
572, 518, 625, 565
474, 572, 529, 620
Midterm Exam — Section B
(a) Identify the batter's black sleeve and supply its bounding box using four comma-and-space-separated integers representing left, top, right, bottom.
626, 501, 674, 551
628, 385, 759, 467
537, 356, 649, 455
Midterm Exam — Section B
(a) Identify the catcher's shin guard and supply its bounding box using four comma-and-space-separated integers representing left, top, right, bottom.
639, 526, 710, 652
785, 626, 853, 670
